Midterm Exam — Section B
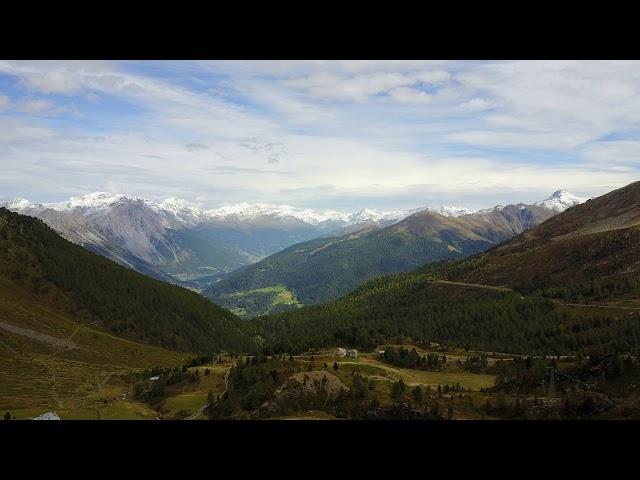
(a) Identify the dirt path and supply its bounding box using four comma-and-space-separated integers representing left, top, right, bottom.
309, 231, 368, 255
96, 374, 112, 393
186, 367, 231, 420
433, 280, 514, 293
1, 319, 111, 413
557, 302, 640, 311
0, 321, 77, 349
434, 280, 640, 311
186, 403, 208, 420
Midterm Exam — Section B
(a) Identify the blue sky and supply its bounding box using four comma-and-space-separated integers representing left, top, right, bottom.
1, 60, 640, 212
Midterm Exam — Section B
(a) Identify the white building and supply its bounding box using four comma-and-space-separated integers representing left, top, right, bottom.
337, 348, 347, 357
347, 349, 358, 358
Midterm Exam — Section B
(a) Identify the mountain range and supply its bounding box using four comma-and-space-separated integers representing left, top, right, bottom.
449, 181, 640, 298
3, 182, 639, 421
205, 190, 588, 317
4, 191, 582, 292
5, 193, 398, 289
255, 181, 640, 356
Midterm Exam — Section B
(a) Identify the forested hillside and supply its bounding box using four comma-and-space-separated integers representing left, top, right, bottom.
444, 181, 640, 302
255, 182, 640, 356
255, 269, 640, 356
207, 204, 555, 317
0, 208, 256, 354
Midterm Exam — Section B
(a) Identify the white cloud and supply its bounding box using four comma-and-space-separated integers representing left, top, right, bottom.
24, 71, 81, 94
286, 69, 451, 102
0, 117, 57, 143
16, 99, 55, 114
458, 97, 495, 111
13, 98, 71, 117
455, 61, 640, 150
448, 130, 593, 151
412, 70, 451, 84
0, 95, 9, 109
388, 87, 432, 104
185, 142, 209, 152
2, 60, 640, 210
582, 141, 640, 165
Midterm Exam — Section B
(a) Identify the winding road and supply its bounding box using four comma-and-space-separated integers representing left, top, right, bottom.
185, 367, 231, 420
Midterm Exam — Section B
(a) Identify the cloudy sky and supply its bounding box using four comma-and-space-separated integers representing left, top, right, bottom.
1, 60, 639, 211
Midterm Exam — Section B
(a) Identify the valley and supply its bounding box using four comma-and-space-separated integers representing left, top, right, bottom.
1, 193, 422, 291
206, 191, 582, 317
212, 285, 302, 318
8, 57, 640, 426
3, 182, 640, 420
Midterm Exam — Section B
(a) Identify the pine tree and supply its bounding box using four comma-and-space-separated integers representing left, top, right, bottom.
412, 386, 423, 403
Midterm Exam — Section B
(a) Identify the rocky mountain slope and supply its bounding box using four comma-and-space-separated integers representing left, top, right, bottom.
206, 191, 586, 317
2, 192, 533, 291
2, 193, 428, 289
253, 182, 639, 356
445, 182, 640, 300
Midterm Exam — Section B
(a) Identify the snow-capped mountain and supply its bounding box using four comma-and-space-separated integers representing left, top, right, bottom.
534, 190, 590, 213
428, 205, 477, 217
474, 191, 588, 216
48, 191, 143, 211
205, 192, 582, 315
1, 189, 585, 291
204, 203, 345, 225
4, 191, 489, 229
12, 192, 410, 227
4, 197, 36, 211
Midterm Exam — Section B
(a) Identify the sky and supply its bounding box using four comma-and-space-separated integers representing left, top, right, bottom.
1, 60, 640, 212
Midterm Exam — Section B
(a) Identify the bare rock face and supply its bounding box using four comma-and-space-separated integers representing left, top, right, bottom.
258, 370, 349, 418
285, 370, 349, 398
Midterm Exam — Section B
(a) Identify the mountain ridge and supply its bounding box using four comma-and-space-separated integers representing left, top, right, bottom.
205, 191, 587, 317
253, 180, 640, 356
4, 190, 586, 292
0, 207, 256, 354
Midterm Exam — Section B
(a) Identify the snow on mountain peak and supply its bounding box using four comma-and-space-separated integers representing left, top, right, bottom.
535, 190, 589, 212
4, 197, 34, 211
5, 189, 590, 229
47, 192, 132, 211
4, 190, 466, 226
346, 207, 413, 224
204, 203, 350, 224
349, 208, 382, 222
157, 197, 202, 216
431, 205, 477, 217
